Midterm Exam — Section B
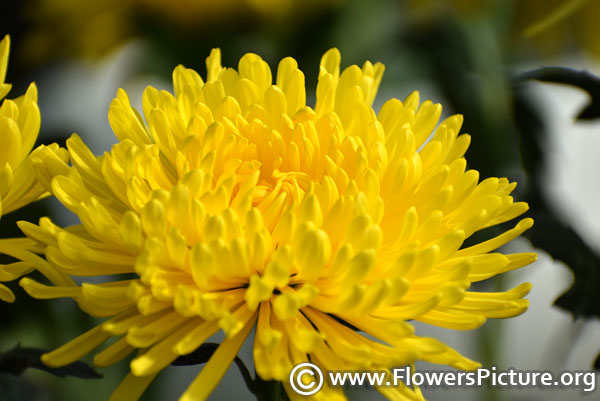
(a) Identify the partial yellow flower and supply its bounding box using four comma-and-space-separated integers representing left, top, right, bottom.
0, 34, 67, 303
20, 48, 535, 400
0, 35, 42, 217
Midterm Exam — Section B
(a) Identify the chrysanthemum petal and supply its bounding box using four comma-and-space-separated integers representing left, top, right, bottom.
0, 283, 15, 302
180, 313, 256, 401
42, 325, 112, 367
108, 371, 159, 401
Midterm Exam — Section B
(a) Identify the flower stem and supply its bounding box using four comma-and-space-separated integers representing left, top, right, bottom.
254, 377, 289, 401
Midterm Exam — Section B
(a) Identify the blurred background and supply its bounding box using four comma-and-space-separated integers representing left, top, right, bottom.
1, 0, 600, 400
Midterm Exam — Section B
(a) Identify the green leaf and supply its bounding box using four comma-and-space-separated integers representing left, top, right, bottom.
254, 375, 290, 401
172, 342, 256, 396
512, 84, 600, 318
512, 84, 600, 368
525, 215, 600, 316
514, 67, 600, 120
0, 345, 101, 379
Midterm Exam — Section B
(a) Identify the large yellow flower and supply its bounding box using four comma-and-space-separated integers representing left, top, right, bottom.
20, 49, 536, 400
0, 35, 67, 302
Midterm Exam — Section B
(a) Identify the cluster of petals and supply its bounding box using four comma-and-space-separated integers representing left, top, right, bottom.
16, 47, 536, 400
0, 35, 67, 302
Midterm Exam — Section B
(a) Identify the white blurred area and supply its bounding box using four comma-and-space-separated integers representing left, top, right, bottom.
37, 40, 171, 155
34, 43, 600, 400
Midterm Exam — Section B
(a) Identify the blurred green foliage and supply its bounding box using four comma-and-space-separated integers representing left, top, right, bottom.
2, 0, 600, 400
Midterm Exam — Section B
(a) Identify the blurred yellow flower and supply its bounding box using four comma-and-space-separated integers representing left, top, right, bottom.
0, 35, 67, 303
22, 0, 131, 62
22, 0, 339, 63
20, 49, 535, 400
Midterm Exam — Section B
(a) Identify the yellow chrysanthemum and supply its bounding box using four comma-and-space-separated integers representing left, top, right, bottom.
19, 49, 536, 400
0, 35, 67, 303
